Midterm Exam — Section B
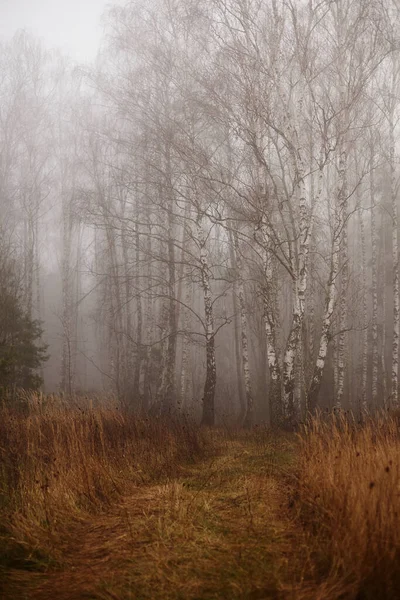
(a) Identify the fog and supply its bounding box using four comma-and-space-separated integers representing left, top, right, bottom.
0, 0, 107, 61
0, 0, 399, 427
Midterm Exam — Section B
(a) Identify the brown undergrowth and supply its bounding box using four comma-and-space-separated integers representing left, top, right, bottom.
0, 399, 302, 600
0, 395, 207, 597
8, 397, 399, 599
295, 413, 400, 600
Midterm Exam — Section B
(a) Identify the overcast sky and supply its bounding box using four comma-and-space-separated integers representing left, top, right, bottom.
0, 0, 111, 62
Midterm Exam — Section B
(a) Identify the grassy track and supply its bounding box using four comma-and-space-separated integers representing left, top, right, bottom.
4, 408, 399, 599
2, 432, 301, 600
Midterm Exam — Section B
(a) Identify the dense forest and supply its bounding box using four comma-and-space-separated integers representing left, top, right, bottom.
1, 0, 400, 428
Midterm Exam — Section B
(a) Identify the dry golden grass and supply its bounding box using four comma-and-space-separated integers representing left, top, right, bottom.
8, 397, 400, 599
295, 413, 400, 600
0, 400, 300, 600
0, 395, 207, 596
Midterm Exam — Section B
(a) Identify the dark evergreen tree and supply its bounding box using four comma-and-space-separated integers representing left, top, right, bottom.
0, 255, 48, 392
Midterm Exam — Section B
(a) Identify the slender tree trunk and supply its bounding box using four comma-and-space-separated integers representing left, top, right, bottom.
233, 230, 254, 428
197, 214, 216, 426
371, 145, 379, 408
143, 222, 154, 413
177, 216, 191, 411
179, 274, 191, 411
24, 207, 35, 320
228, 230, 246, 421
262, 235, 282, 427
283, 281, 302, 424
336, 146, 348, 406
308, 230, 340, 412
381, 210, 388, 407
359, 208, 368, 419
72, 225, 82, 389
155, 180, 177, 414
121, 219, 133, 386
307, 128, 316, 388
133, 216, 143, 401
60, 187, 73, 395
390, 97, 399, 407
156, 292, 169, 407
282, 157, 314, 426
163, 199, 177, 411
35, 212, 44, 385
308, 254, 316, 384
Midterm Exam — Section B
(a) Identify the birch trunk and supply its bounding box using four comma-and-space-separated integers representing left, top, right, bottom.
336, 146, 348, 406
121, 220, 133, 386
390, 96, 399, 407
156, 292, 169, 408
282, 281, 302, 424
106, 226, 124, 400
233, 230, 254, 428
197, 214, 216, 426
381, 211, 388, 406
308, 227, 340, 412
371, 146, 379, 407
163, 202, 177, 411
359, 209, 368, 418
228, 229, 245, 421
155, 194, 177, 412
143, 220, 154, 412
179, 274, 191, 411
133, 218, 143, 402
177, 205, 191, 411
282, 158, 314, 425
72, 226, 82, 390
262, 238, 282, 427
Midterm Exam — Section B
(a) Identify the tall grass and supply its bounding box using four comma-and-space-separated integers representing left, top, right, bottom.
296, 413, 400, 600
0, 395, 208, 576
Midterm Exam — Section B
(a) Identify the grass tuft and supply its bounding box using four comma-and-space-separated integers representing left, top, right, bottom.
0, 396, 207, 586
295, 413, 400, 600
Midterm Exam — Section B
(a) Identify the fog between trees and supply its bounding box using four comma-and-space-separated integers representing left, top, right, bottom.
1, 0, 400, 427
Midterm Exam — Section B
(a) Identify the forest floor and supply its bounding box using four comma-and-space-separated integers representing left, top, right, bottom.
2, 431, 313, 600
3, 410, 400, 600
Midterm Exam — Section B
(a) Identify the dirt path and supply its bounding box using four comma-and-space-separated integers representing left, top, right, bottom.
5, 435, 306, 600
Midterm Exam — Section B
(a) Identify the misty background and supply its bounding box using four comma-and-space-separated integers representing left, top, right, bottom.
0, 0, 107, 62
0, 0, 399, 428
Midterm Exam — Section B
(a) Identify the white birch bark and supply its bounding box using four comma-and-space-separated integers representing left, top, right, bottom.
336, 146, 348, 406
233, 230, 254, 428
282, 149, 324, 423
261, 229, 282, 427
282, 155, 310, 423
197, 213, 216, 426
308, 215, 340, 412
